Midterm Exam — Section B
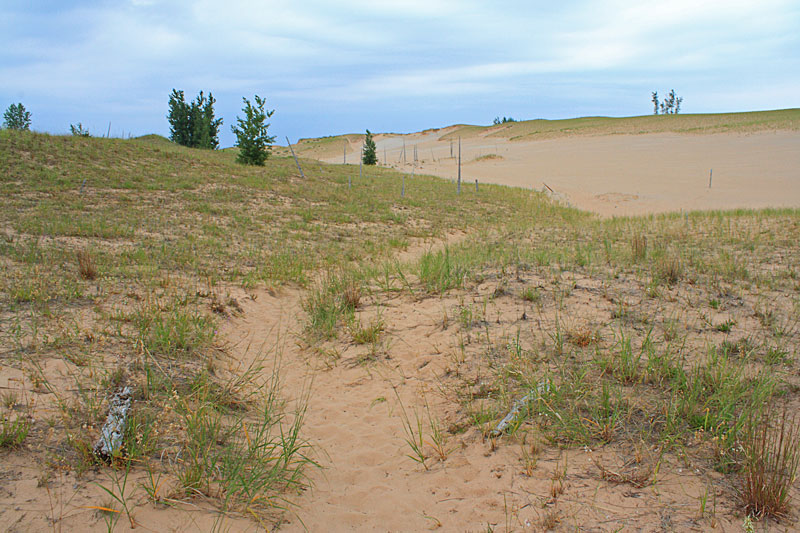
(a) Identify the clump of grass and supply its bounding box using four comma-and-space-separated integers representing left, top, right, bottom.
716, 319, 736, 333
350, 318, 384, 345
395, 390, 428, 470
418, 247, 468, 293
175, 364, 315, 514
521, 286, 541, 303
0, 415, 30, 449
303, 271, 363, 341
133, 297, 215, 358
76, 249, 97, 280
341, 278, 362, 310
631, 234, 647, 262
656, 253, 683, 285
566, 325, 600, 348
740, 408, 800, 519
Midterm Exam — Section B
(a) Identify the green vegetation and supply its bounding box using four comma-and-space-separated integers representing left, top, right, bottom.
0, 128, 568, 525
492, 116, 516, 125
652, 89, 683, 114
231, 94, 275, 165
70, 122, 91, 137
3, 102, 31, 131
166, 89, 222, 149
362, 129, 377, 165
2, 122, 799, 527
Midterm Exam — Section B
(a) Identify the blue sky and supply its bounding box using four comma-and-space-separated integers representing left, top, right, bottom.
1, 0, 798, 147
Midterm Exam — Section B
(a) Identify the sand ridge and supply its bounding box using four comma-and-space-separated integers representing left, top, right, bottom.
317, 130, 800, 217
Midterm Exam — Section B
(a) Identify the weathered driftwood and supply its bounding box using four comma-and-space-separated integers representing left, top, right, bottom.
489, 382, 549, 438
94, 386, 132, 461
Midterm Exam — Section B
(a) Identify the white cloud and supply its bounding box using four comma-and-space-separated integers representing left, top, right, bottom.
0, 0, 797, 142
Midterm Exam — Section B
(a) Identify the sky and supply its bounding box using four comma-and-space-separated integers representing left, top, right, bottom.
1, 0, 798, 147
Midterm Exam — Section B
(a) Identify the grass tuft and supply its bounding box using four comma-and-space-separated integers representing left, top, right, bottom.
740, 408, 800, 519
76, 249, 98, 280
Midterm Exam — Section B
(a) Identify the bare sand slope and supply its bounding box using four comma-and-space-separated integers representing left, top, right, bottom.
324, 131, 800, 217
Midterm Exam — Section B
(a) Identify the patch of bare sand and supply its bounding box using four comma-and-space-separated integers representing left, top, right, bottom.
321, 131, 800, 217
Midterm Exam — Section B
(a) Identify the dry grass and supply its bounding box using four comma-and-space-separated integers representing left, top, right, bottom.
631, 234, 647, 262
76, 249, 97, 280
740, 408, 800, 519
3, 122, 800, 529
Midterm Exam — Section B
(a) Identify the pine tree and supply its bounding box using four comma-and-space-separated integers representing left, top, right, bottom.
167, 89, 191, 146
3, 103, 32, 131
651, 92, 659, 115
231, 95, 275, 166
201, 92, 222, 149
362, 130, 377, 165
167, 89, 222, 149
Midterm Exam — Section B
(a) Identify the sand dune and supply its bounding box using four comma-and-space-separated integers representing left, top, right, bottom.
318, 129, 800, 217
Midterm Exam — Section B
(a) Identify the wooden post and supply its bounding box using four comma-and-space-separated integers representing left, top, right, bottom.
457, 137, 461, 195
709, 169, 713, 188
475, 179, 478, 192
450, 140, 453, 158
359, 144, 363, 182
286, 137, 305, 178
384, 147, 387, 165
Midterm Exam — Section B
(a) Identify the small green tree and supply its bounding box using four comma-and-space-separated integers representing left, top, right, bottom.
3, 103, 31, 130
167, 89, 222, 148
231, 95, 275, 166
167, 89, 192, 146
70, 123, 90, 137
362, 130, 377, 165
651, 92, 659, 115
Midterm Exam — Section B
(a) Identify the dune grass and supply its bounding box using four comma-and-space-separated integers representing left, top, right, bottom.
0, 129, 578, 526
2, 126, 799, 527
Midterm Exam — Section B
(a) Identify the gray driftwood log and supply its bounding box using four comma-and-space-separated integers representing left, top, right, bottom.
93, 386, 133, 461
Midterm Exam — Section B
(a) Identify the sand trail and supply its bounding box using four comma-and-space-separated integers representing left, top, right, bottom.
218, 250, 744, 531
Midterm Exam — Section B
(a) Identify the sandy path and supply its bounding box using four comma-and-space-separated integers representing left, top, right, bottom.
221, 287, 544, 531
219, 258, 739, 531
324, 131, 800, 217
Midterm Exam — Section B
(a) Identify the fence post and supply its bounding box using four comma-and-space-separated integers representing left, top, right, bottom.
475, 179, 478, 192
457, 137, 461, 195
286, 137, 305, 179
709, 169, 713, 188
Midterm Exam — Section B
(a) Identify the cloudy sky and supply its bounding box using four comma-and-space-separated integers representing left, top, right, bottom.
1, 0, 798, 147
